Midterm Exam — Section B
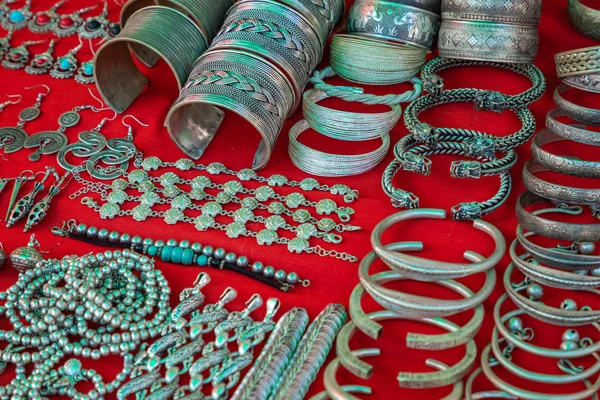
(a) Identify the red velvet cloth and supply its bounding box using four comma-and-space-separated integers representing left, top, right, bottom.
0, 0, 599, 398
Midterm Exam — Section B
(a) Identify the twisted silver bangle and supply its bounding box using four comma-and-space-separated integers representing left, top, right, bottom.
289, 120, 390, 177
303, 89, 401, 141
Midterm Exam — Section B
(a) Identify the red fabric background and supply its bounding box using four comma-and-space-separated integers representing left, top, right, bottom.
0, 0, 599, 398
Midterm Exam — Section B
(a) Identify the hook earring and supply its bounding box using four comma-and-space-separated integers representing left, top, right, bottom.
50, 37, 82, 79
0, 93, 21, 112
2, 39, 47, 70
25, 39, 56, 75
75, 39, 98, 85
79, 0, 110, 39
0, 0, 33, 31
25, 171, 72, 232
6, 166, 54, 228
28, 0, 69, 34
122, 114, 149, 141
52, 4, 99, 37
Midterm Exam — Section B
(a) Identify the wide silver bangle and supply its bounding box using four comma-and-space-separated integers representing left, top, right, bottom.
166, 48, 296, 170
346, 0, 441, 51
94, 6, 208, 113
288, 120, 390, 177
370, 209, 505, 281
531, 129, 600, 179
546, 109, 600, 147
522, 160, 600, 206
441, 0, 542, 26
569, 0, 600, 41
438, 20, 539, 64
555, 45, 600, 78
554, 84, 600, 126
516, 191, 600, 242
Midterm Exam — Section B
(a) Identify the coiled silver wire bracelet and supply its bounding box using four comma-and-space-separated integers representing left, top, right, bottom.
270, 303, 347, 400
289, 120, 390, 177
231, 307, 309, 400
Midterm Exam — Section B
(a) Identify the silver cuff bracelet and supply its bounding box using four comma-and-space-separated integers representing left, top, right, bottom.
441, 0, 542, 26
438, 20, 539, 64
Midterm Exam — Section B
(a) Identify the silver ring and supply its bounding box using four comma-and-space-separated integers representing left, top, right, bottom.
438, 20, 539, 64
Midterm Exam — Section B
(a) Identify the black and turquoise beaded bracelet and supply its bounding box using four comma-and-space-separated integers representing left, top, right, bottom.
52, 219, 310, 292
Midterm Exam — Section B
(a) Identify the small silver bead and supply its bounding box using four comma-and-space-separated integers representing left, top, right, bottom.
97, 229, 109, 240
251, 262, 264, 274
202, 246, 214, 257
225, 252, 236, 264
263, 266, 275, 278
214, 248, 226, 259
236, 256, 249, 268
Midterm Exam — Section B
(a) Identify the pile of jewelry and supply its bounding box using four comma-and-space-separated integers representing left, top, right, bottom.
76, 156, 361, 262
0, 248, 171, 398
286, 0, 439, 177
314, 208, 505, 398
383, 0, 546, 220
0, 0, 121, 84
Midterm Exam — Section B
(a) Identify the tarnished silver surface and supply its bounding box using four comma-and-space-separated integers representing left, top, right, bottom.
516, 191, 600, 242
442, 0, 542, 25
119, 0, 160, 67
569, 0, 600, 41
563, 72, 600, 93
522, 160, 600, 206
166, 48, 296, 170
531, 129, 600, 178
555, 45, 600, 78
95, 6, 207, 113
546, 109, 600, 146
438, 20, 539, 64
347, 0, 440, 50
553, 84, 600, 126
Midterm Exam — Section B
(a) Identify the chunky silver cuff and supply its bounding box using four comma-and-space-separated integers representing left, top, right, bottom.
346, 0, 441, 50
438, 20, 539, 64
442, 0, 542, 26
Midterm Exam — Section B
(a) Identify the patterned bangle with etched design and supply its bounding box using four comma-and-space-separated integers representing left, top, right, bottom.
441, 0, 542, 26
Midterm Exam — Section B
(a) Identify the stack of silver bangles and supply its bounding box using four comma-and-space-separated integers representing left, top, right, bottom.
286, 0, 441, 177
94, 0, 232, 113
165, 0, 344, 170
438, 0, 542, 64
464, 201, 600, 399
311, 209, 506, 398
382, 56, 546, 220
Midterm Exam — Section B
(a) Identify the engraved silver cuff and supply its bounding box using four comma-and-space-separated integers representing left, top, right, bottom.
531, 129, 600, 178
346, 0, 441, 51
555, 45, 600, 78
569, 0, 600, 41
438, 20, 539, 64
546, 109, 600, 147
554, 84, 600, 127
522, 160, 600, 206
442, 0, 542, 26
516, 191, 600, 242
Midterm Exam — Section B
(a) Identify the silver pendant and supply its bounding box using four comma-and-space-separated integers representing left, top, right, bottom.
9, 234, 43, 273
24, 131, 68, 161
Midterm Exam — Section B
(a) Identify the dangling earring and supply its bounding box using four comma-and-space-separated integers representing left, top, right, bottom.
0, 31, 13, 57
86, 114, 148, 180
28, 0, 69, 34
0, 92, 21, 112
25, 39, 56, 75
75, 38, 97, 84
6, 166, 55, 228
0, 0, 33, 31
24, 101, 96, 161
52, 4, 98, 38
0, 84, 50, 155
25, 171, 72, 232
79, 0, 109, 39
9, 234, 45, 273
2, 39, 46, 69
2, 170, 35, 221
50, 36, 82, 79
